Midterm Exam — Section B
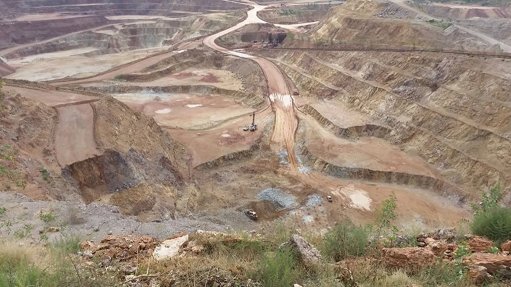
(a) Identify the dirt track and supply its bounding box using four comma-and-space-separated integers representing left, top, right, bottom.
55, 103, 99, 166
203, 1, 300, 168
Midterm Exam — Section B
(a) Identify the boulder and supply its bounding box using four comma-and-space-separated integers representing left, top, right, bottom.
289, 234, 322, 266
382, 247, 435, 270
153, 234, 189, 261
468, 236, 494, 253
501, 240, 511, 253
464, 253, 511, 284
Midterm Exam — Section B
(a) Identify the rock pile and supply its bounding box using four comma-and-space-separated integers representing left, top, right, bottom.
80, 235, 159, 265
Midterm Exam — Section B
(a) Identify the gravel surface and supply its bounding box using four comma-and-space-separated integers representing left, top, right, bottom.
305, 194, 323, 208
257, 188, 298, 210
0, 192, 229, 243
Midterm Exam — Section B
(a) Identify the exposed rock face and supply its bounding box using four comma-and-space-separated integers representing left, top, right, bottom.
153, 234, 189, 261
464, 253, 511, 284
289, 234, 322, 266
468, 236, 494, 253
382, 247, 436, 270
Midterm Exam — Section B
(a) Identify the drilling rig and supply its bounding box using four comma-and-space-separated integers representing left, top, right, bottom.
243, 112, 257, 132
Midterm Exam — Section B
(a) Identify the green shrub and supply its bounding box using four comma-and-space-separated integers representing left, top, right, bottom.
471, 207, 511, 244
257, 247, 300, 287
321, 220, 370, 262
39, 211, 56, 224
473, 185, 503, 215
0, 207, 5, 217
40, 168, 50, 182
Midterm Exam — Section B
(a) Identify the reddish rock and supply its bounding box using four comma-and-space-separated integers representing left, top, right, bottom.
80, 235, 159, 263
382, 247, 436, 270
501, 240, 511, 252
464, 253, 511, 284
424, 238, 449, 257
468, 236, 494, 253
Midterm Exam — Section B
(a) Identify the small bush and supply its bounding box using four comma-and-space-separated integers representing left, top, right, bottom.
0, 207, 5, 217
39, 211, 56, 224
40, 168, 50, 183
321, 220, 370, 262
257, 247, 300, 287
471, 207, 511, 244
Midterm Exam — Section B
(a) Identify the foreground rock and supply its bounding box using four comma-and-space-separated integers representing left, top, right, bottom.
464, 253, 511, 284
153, 233, 189, 261
468, 236, 494, 253
382, 247, 435, 270
80, 235, 159, 264
289, 234, 322, 266
501, 240, 511, 253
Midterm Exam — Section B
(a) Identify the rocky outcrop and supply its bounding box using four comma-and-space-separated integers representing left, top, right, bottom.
464, 253, 511, 284
153, 233, 189, 261
382, 247, 436, 270
299, 145, 461, 195
468, 236, 494, 253
289, 234, 322, 266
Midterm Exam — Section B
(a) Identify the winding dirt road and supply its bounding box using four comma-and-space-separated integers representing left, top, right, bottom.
203, 1, 300, 168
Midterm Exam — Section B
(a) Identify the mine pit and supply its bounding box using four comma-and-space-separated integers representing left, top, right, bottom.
1, 0, 509, 258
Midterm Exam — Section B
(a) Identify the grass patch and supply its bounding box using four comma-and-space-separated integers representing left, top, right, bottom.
0, 242, 121, 287
321, 220, 370, 262
52, 236, 81, 254
257, 246, 300, 287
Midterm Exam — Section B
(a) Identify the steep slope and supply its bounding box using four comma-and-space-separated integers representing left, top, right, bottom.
0, 84, 189, 220
263, 0, 511, 200
303, 0, 491, 51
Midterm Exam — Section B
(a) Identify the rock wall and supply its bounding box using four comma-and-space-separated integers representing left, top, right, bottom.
276, 50, 511, 198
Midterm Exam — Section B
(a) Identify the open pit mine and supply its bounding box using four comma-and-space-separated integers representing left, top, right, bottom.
1, 0, 511, 286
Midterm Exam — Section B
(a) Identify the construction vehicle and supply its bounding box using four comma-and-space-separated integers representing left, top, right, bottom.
243, 112, 257, 132
244, 209, 258, 221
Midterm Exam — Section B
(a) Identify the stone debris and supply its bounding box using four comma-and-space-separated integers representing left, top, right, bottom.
289, 234, 322, 266
417, 236, 457, 260
257, 188, 298, 210
382, 247, 436, 270
468, 236, 494, 253
153, 233, 189, 261
80, 235, 159, 264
